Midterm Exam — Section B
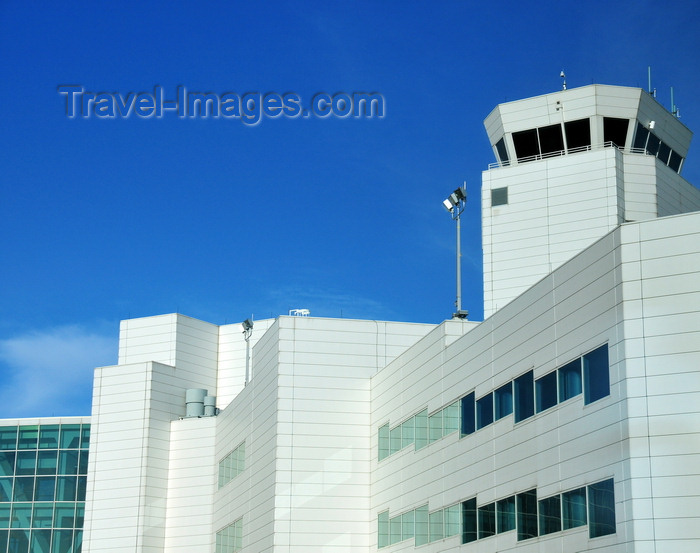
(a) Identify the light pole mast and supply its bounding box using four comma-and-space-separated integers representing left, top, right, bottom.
443, 183, 468, 319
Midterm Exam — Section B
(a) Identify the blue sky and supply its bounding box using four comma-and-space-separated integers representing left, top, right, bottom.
1, 0, 699, 418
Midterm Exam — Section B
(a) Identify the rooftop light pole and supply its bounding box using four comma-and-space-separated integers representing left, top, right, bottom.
443, 183, 469, 319
242, 318, 254, 385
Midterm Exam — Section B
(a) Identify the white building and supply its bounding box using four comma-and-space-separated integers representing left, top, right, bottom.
3, 83, 700, 553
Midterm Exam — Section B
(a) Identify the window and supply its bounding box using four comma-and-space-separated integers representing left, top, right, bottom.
558, 359, 582, 402
429, 411, 443, 443
646, 133, 661, 156
390, 426, 401, 454
429, 510, 444, 542
461, 498, 477, 543
444, 504, 460, 537
564, 118, 591, 150
539, 495, 561, 535
478, 503, 496, 538
514, 371, 534, 422
415, 410, 428, 450
218, 442, 245, 489
535, 371, 557, 413
0, 428, 18, 450
401, 417, 415, 449
390, 514, 402, 545
460, 393, 475, 436
583, 345, 610, 404
476, 393, 493, 429
497, 496, 516, 533
495, 137, 509, 164
657, 141, 671, 164
516, 489, 538, 540
377, 511, 389, 548
538, 124, 564, 155
378, 424, 389, 461
633, 122, 649, 150
562, 487, 587, 529
216, 519, 243, 553
443, 402, 459, 435
512, 129, 539, 160
603, 117, 629, 148
588, 479, 616, 538
415, 505, 429, 546
491, 187, 508, 206
494, 382, 513, 420
669, 150, 683, 172
402, 510, 415, 540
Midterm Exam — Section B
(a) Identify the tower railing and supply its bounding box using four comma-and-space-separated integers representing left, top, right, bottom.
487, 141, 649, 170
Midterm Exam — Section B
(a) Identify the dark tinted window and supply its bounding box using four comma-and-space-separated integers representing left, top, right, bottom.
460, 392, 475, 436
514, 371, 534, 422
668, 150, 683, 172
491, 187, 508, 207
564, 119, 591, 150
657, 141, 671, 164
646, 133, 661, 156
462, 498, 477, 543
633, 122, 649, 150
603, 117, 629, 148
517, 489, 538, 540
538, 124, 564, 155
513, 129, 539, 160
495, 137, 509, 164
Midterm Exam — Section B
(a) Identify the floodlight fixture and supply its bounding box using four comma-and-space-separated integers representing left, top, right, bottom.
242, 317, 254, 385
443, 183, 468, 320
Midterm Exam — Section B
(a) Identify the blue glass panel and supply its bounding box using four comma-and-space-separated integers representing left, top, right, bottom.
558, 359, 582, 402
538, 495, 561, 535
8, 529, 30, 553
14, 452, 36, 476
478, 503, 496, 538
0, 504, 11, 528
10, 503, 32, 529
535, 371, 557, 413
75, 503, 85, 527
77, 477, 87, 502
36, 451, 57, 475
476, 393, 493, 429
0, 452, 16, 477
52, 529, 73, 553
497, 496, 515, 533
38, 426, 59, 449
514, 371, 534, 422
0, 428, 18, 450
58, 452, 79, 475
56, 477, 76, 502
460, 392, 475, 436
0, 529, 7, 551
54, 504, 75, 529
80, 426, 90, 450
17, 427, 38, 450
59, 427, 81, 450
461, 498, 477, 543
588, 479, 616, 538
12, 478, 34, 502
562, 487, 587, 529
32, 504, 54, 529
34, 477, 56, 502
30, 529, 52, 553
0, 478, 12, 502
495, 383, 513, 420
516, 490, 537, 540
584, 345, 610, 404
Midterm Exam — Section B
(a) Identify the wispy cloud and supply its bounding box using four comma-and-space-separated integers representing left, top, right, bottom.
0, 325, 117, 419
